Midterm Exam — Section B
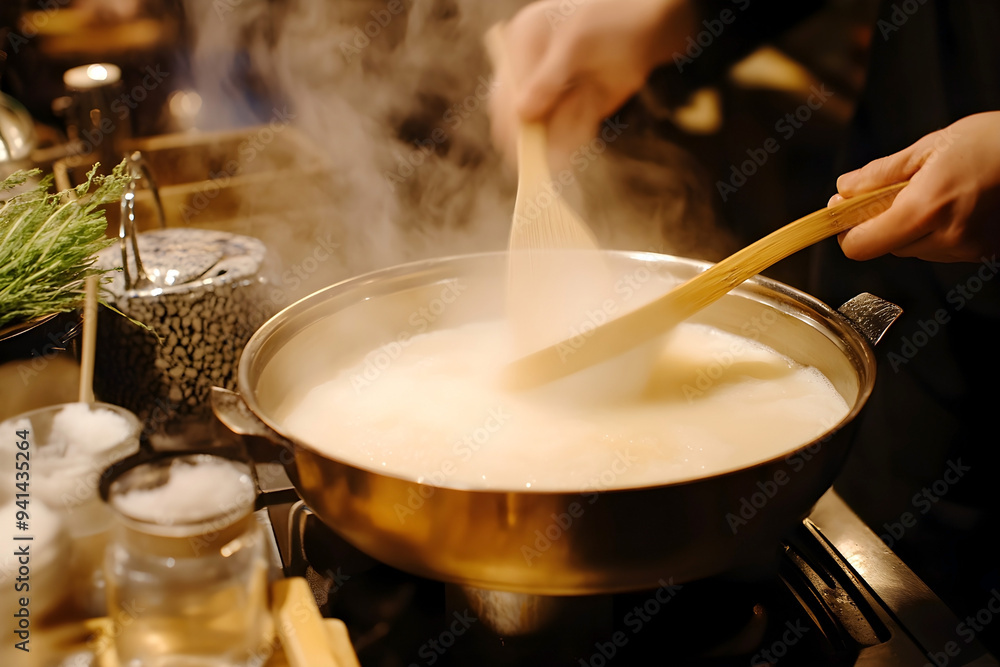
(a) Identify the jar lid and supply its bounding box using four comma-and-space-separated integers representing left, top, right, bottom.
96, 228, 267, 298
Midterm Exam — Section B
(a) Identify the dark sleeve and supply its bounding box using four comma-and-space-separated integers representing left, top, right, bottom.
649, 0, 826, 97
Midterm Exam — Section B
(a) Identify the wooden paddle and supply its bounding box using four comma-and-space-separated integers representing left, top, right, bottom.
502, 181, 910, 390
484, 23, 612, 355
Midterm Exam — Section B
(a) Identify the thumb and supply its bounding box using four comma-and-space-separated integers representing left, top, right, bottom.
837, 140, 926, 197
517, 41, 576, 121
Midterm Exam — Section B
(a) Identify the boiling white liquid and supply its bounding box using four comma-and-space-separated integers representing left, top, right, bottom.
279, 321, 849, 491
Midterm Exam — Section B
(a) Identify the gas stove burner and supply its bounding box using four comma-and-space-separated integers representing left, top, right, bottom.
437, 578, 769, 667
253, 467, 998, 667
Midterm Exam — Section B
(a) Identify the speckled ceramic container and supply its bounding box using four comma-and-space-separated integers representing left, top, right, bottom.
94, 228, 273, 435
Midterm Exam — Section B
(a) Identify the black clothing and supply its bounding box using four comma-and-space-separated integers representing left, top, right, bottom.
672, 0, 1000, 652
812, 2, 1000, 652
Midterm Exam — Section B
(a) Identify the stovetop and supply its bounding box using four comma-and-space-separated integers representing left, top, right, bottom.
251, 460, 999, 667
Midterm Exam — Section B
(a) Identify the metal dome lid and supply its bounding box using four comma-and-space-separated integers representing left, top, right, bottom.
96, 227, 267, 298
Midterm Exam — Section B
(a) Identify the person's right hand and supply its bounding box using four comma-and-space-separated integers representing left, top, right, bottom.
830, 112, 1000, 263
490, 0, 696, 166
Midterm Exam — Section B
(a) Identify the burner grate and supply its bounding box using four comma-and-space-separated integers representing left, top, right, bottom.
254, 479, 999, 667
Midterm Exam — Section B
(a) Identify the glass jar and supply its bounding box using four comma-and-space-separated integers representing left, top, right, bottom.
104, 453, 273, 667
0, 401, 141, 621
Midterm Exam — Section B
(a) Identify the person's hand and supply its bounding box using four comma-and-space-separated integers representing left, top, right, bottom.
489, 0, 695, 166
831, 111, 1000, 263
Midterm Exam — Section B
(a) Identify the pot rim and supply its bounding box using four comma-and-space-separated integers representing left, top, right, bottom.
237, 250, 877, 494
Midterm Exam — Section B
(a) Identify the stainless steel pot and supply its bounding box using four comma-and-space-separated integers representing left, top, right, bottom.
214, 251, 901, 595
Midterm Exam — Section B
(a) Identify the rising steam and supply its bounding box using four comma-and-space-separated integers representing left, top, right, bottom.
181, 0, 730, 302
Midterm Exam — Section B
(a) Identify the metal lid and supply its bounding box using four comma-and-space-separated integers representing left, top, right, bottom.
97, 228, 266, 298
0, 92, 35, 164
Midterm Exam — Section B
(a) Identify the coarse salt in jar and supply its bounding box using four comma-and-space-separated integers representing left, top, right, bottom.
103, 453, 273, 667
0, 401, 141, 621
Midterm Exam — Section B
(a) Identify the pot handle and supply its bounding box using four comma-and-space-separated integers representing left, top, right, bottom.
836, 293, 902, 347
212, 387, 303, 508
211, 386, 296, 452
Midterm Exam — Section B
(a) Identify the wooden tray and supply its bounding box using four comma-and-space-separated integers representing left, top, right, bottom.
31, 577, 360, 667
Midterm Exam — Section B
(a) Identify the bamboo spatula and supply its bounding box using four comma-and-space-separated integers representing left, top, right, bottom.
484, 24, 612, 354
508, 120, 602, 250
483, 24, 600, 253
501, 181, 909, 390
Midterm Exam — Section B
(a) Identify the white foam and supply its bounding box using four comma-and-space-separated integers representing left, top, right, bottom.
280, 320, 850, 491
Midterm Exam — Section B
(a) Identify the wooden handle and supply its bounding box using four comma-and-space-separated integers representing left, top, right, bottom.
324, 619, 362, 667
78, 273, 98, 404
502, 181, 909, 389
517, 121, 554, 190
486, 20, 599, 251
273, 577, 347, 667
701, 181, 907, 290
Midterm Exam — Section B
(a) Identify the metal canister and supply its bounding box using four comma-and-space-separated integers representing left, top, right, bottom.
94, 219, 273, 437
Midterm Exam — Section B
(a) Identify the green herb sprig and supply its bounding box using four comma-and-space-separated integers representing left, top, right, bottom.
0, 161, 130, 330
